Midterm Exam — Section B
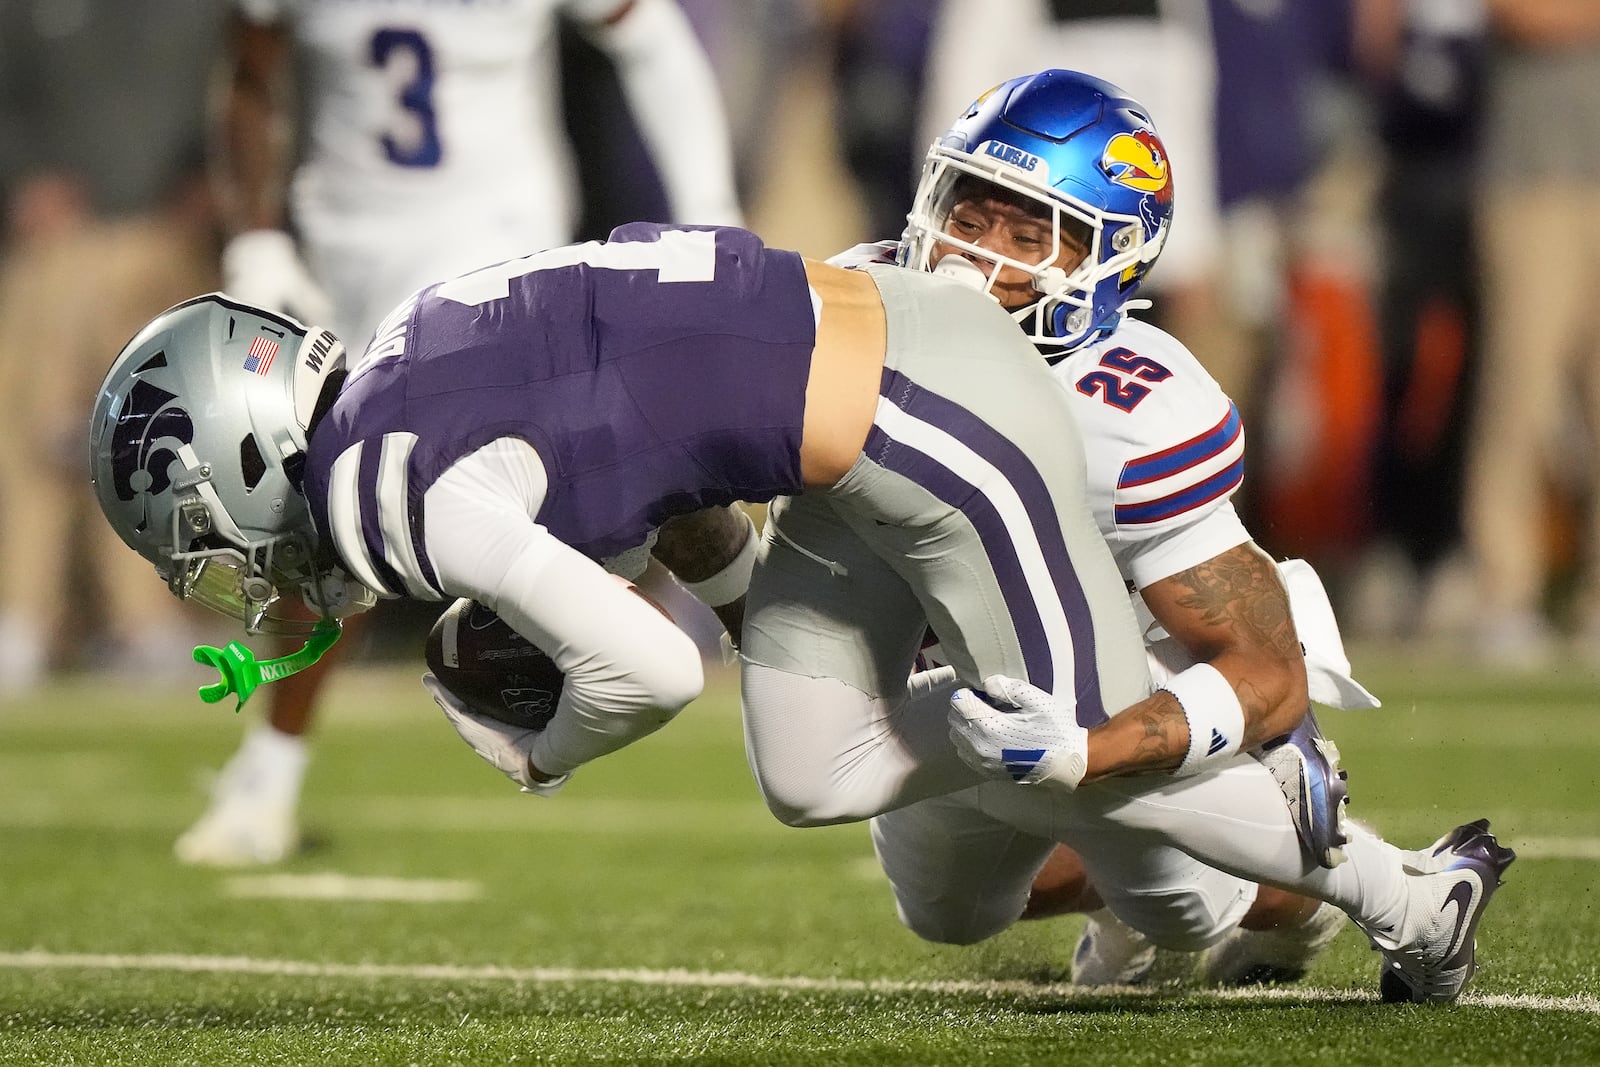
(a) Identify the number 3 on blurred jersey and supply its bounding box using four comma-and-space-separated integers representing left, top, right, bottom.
371, 28, 441, 168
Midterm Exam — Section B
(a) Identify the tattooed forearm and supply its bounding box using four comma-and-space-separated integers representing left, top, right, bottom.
1130, 690, 1189, 768
1083, 689, 1190, 781
1134, 541, 1310, 748
1166, 544, 1298, 658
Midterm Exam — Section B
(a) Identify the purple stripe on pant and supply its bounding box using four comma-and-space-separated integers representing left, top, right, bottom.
872, 367, 1109, 727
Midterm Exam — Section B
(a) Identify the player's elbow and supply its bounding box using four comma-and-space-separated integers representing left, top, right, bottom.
566, 626, 704, 729
762, 802, 844, 830
1224, 650, 1309, 748
629, 626, 705, 715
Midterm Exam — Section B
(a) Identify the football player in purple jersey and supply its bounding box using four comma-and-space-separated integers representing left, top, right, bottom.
92, 221, 1511, 1004
93, 221, 1151, 796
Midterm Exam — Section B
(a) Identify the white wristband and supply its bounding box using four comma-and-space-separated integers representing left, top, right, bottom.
1161, 663, 1245, 776
676, 510, 757, 608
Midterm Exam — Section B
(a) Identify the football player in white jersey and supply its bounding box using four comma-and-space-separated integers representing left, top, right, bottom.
180, 0, 743, 867
797, 69, 1396, 988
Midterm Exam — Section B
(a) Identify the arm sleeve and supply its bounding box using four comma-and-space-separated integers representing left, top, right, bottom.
493, 537, 704, 775
579, 0, 743, 225
423, 438, 703, 776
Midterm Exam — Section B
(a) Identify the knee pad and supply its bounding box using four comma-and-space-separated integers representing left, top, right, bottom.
894, 894, 1018, 947
742, 664, 910, 827
754, 777, 859, 829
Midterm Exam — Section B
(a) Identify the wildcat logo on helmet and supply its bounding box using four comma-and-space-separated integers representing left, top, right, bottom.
978, 140, 1045, 177
1099, 129, 1173, 201
109, 374, 195, 502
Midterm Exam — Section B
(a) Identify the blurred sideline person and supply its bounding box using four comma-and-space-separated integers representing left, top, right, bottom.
181, 0, 743, 866
677, 0, 816, 201
821, 68, 1379, 988
1462, 0, 1600, 666
1204, 0, 1354, 461
830, 0, 942, 242
737, 75, 1513, 1003
1351, 0, 1487, 643
0, 0, 226, 696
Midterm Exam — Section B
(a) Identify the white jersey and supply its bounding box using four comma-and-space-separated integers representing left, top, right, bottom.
238, 0, 621, 237
1052, 318, 1248, 589
829, 243, 1249, 593
237, 0, 740, 352
829, 243, 1377, 709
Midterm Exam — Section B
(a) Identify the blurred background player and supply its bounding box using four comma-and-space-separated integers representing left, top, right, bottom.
180, 0, 743, 866
824, 68, 1379, 987
1461, 0, 1600, 667
0, 0, 226, 698
1202, 0, 1355, 478
1349, 0, 1488, 645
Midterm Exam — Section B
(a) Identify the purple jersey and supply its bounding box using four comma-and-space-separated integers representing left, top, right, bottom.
304, 224, 816, 598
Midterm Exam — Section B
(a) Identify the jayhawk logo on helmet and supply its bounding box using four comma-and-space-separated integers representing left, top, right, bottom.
962, 83, 1003, 120
1099, 129, 1173, 205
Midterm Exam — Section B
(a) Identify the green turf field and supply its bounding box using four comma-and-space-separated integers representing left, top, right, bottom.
1, 650, 1597, 1065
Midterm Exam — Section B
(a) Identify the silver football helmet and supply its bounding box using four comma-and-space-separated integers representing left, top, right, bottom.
89, 293, 375, 635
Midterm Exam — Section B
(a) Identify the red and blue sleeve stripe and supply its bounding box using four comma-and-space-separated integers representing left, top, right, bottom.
1114, 403, 1244, 525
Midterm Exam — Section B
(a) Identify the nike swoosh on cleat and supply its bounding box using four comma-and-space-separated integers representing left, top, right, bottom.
1440, 879, 1477, 960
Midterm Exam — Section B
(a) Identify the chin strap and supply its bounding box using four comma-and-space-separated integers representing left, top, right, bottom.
193, 617, 343, 711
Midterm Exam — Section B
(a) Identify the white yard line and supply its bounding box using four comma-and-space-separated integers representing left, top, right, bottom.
0, 950, 1594, 1014
223, 873, 481, 902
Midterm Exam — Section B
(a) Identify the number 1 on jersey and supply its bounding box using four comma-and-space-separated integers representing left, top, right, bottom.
437, 230, 720, 307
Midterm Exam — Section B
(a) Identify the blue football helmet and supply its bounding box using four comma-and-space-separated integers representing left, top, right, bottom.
900, 69, 1175, 352
89, 294, 375, 635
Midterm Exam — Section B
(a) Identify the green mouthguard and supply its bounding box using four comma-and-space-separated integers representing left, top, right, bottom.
192, 617, 344, 711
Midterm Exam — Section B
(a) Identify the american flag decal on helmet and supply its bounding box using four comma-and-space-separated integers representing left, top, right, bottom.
244, 336, 279, 376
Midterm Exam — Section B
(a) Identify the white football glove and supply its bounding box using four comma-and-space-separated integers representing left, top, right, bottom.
948, 674, 1088, 790
422, 673, 570, 797
222, 229, 335, 327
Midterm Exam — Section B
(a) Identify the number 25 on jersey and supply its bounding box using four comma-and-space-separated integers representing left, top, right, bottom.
1076, 347, 1172, 413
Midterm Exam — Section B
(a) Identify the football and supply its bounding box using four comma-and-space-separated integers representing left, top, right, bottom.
423, 579, 674, 731
425, 598, 564, 731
